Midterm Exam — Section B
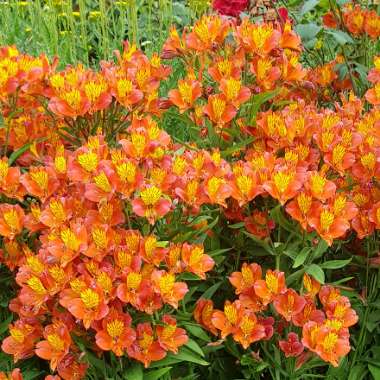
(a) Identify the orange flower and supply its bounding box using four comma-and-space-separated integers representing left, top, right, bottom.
20, 166, 59, 201
186, 15, 230, 52
0, 204, 25, 239
0, 157, 25, 200
263, 168, 305, 205
244, 210, 275, 239
156, 314, 188, 353
233, 311, 266, 349
364, 11, 380, 39
60, 283, 109, 329
212, 300, 242, 339
56, 353, 88, 380
2, 319, 42, 362
344, 6, 365, 35
132, 186, 171, 224
235, 20, 281, 56
219, 78, 251, 108
181, 243, 214, 279
127, 323, 166, 368
95, 308, 136, 356
273, 289, 306, 322
325, 300, 358, 328
314, 325, 351, 367
194, 298, 218, 336
204, 94, 237, 126
35, 322, 72, 371
308, 199, 357, 245
229, 262, 262, 294
292, 297, 325, 327
286, 192, 316, 230
0, 369, 23, 380
254, 270, 287, 305
151, 270, 188, 308
369, 201, 380, 229
303, 273, 321, 299
204, 175, 232, 207
365, 83, 380, 105
169, 77, 202, 113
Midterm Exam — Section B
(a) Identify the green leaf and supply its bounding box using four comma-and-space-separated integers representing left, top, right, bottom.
348, 364, 368, 380
207, 248, 232, 257
249, 89, 279, 123
183, 323, 211, 342
143, 367, 172, 380
125, 363, 143, 380
369, 364, 380, 380
313, 239, 329, 259
201, 281, 223, 299
0, 314, 12, 336
8, 138, 46, 165
150, 347, 209, 368
300, 0, 320, 16
293, 248, 311, 268
185, 338, 205, 357
222, 137, 254, 157
306, 264, 325, 284
295, 23, 322, 41
321, 258, 352, 269
325, 29, 354, 45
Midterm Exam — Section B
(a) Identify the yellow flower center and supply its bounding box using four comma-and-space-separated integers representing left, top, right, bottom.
333, 196, 346, 216
47, 333, 65, 352
236, 175, 252, 196
50, 200, 66, 222
322, 332, 338, 352
211, 97, 226, 120
361, 152, 376, 170
62, 89, 81, 109
224, 304, 238, 324
127, 272, 142, 289
159, 273, 175, 294
116, 161, 136, 183
273, 172, 294, 194
189, 246, 204, 266
217, 59, 232, 77
332, 144, 346, 165
310, 174, 326, 195
61, 228, 80, 251
162, 324, 177, 340
240, 316, 255, 335
26, 256, 44, 275
225, 78, 241, 100
80, 288, 100, 309
117, 79, 133, 98
84, 80, 107, 103
3, 209, 20, 231
207, 176, 223, 197
10, 328, 25, 343
178, 81, 193, 104
77, 152, 98, 172
320, 210, 334, 231
94, 171, 112, 193
27, 276, 47, 295
107, 320, 124, 338
131, 133, 146, 156
297, 193, 312, 215
266, 273, 278, 293
92, 227, 107, 249
0, 160, 9, 179
140, 186, 162, 206
30, 169, 48, 189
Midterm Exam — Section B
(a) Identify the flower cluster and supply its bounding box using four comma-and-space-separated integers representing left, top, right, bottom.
323, 3, 380, 39
195, 263, 357, 367
0, 12, 378, 378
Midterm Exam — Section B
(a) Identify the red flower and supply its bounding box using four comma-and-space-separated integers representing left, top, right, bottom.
279, 332, 304, 357
213, 0, 249, 17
